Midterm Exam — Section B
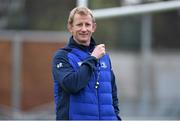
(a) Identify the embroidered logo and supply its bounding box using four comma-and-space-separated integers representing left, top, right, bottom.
78, 61, 82, 66
57, 62, 63, 68
101, 62, 107, 68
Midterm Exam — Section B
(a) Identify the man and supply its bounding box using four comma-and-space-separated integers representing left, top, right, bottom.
52, 6, 121, 120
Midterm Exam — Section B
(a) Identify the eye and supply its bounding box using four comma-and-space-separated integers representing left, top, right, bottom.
86, 23, 91, 26
76, 23, 82, 27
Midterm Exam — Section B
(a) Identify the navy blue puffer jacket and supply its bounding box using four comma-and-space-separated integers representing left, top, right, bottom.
52, 36, 121, 120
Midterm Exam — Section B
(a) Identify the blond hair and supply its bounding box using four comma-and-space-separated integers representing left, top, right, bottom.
68, 6, 95, 25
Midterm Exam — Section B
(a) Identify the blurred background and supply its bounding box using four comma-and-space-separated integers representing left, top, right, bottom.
0, 0, 180, 120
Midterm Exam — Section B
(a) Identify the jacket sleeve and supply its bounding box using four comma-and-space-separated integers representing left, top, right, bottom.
111, 70, 121, 120
52, 50, 97, 94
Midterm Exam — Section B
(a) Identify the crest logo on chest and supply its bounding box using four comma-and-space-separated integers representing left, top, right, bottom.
100, 61, 107, 68
78, 61, 82, 66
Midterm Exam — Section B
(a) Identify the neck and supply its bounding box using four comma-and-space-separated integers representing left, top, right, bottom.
73, 37, 90, 46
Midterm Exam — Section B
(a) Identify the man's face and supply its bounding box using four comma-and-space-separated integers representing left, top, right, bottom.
68, 14, 96, 46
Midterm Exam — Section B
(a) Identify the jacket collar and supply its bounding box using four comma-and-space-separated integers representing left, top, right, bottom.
67, 36, 96, 53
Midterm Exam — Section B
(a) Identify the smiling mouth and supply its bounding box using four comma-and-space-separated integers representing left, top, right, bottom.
79, 34, 88, 36
80, 33, 88, 35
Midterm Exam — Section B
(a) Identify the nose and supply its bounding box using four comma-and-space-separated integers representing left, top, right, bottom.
81, 24, 87, 31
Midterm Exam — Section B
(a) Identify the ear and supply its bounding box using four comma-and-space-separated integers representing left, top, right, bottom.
67, 23, 73, 33
92, 23, 96, 33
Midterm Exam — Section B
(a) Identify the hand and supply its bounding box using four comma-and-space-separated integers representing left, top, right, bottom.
91, 44, 105, 59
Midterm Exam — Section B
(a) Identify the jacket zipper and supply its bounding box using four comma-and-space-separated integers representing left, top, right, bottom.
95, 62, 101, 119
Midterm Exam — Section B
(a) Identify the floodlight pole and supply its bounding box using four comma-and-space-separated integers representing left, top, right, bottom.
12, 34, 22, 119
139, 14, 153, 116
